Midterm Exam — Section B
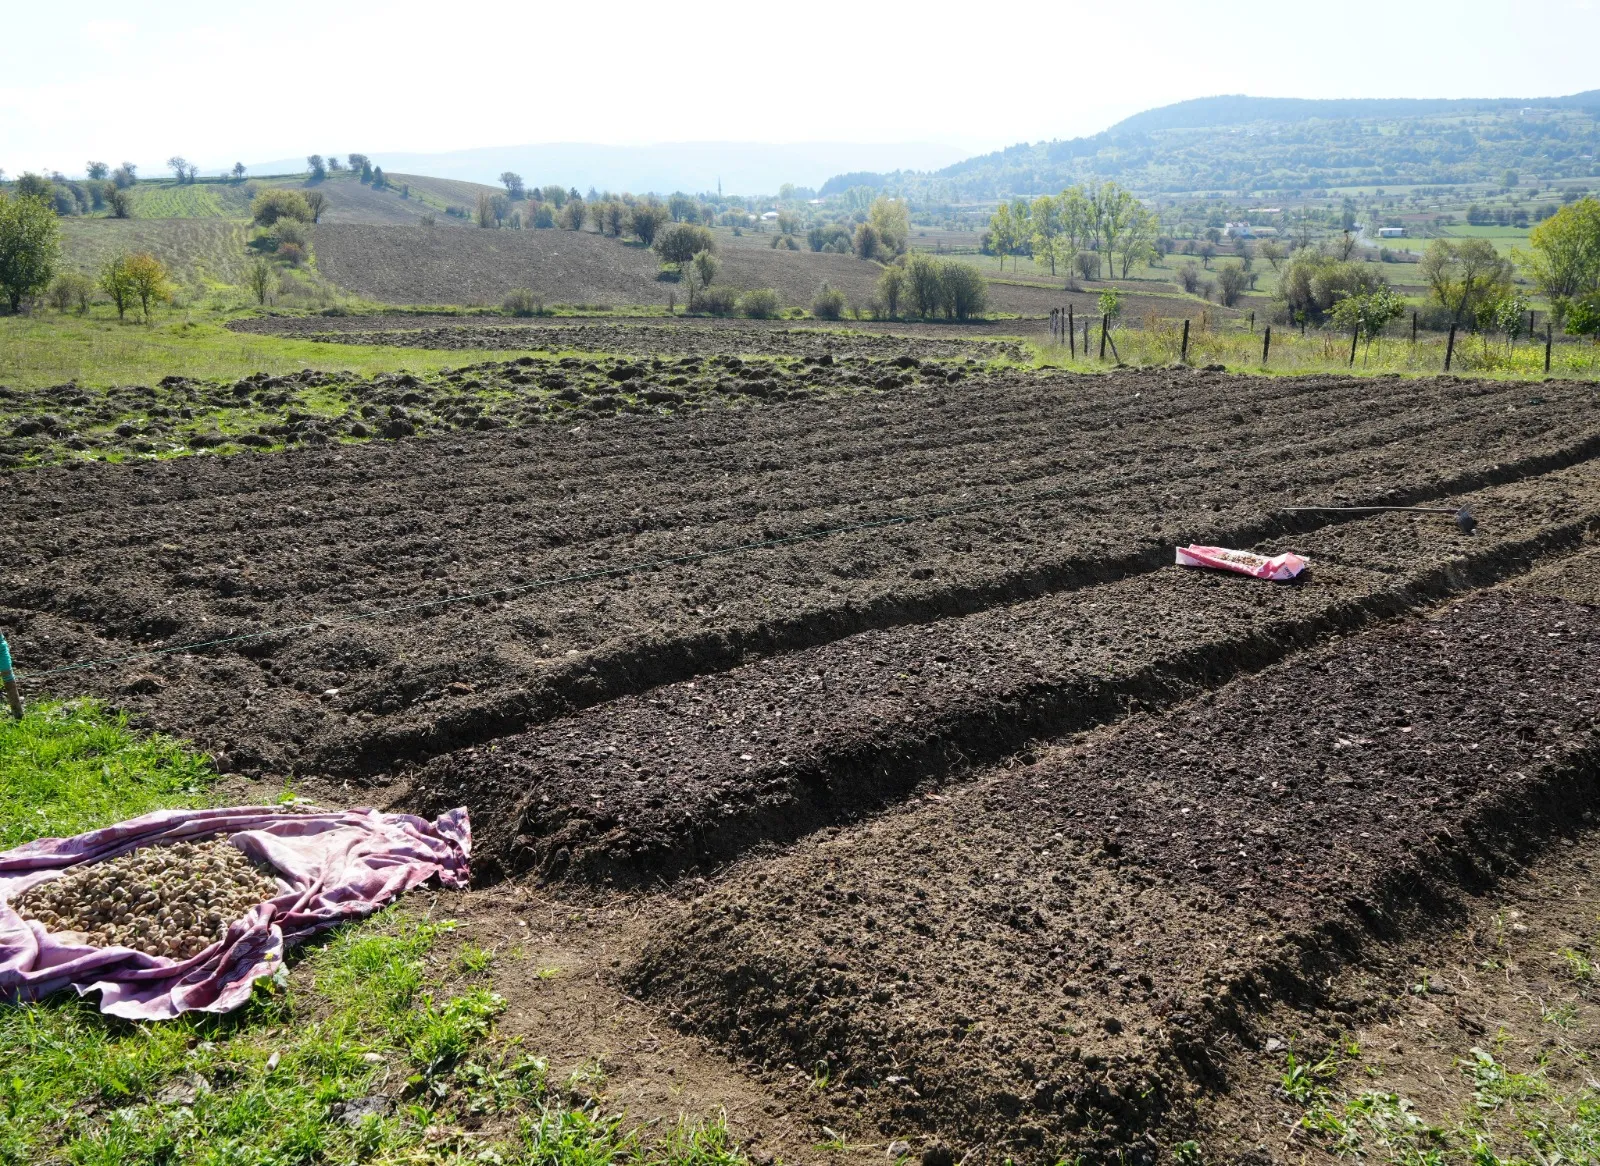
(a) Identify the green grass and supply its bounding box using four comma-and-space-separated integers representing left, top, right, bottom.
126, 182, 253, 220
0, 310, 531, 390
1034, 317, 1600, 380
0, 700, 215, 849
0, 701, 751, 1166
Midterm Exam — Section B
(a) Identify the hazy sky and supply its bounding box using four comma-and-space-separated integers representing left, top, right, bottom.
4, 0, 1599, 177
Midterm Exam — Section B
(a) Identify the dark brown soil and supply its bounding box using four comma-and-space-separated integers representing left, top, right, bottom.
407, 461, 1600, 885
628, 595, 1600, 1163
5, 372, 1594, 785
225, 315, 1030, 362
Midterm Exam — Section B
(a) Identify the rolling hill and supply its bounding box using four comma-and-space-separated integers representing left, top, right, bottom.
825, 90, 1600, 200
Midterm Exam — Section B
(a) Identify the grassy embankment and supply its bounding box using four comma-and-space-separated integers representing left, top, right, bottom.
0, 702, 746, 1166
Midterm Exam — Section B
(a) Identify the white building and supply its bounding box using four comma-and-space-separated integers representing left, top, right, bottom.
1222, 221, 1254, 238
1377, 226, 1407, 238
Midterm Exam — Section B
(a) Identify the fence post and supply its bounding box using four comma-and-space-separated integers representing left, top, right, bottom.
1411, 311, 1417, 344
1099, 314, 1108, 360
1180, 318, 1190, 364
1445, 323, 1457, 371
1349, 328, 1359, 367
1263, 324, 1271, 366
1069, 304, 1075, 358
1084, 318, 1090, 355
1249, 310, 1255, 333
1546, 323, 1553, 374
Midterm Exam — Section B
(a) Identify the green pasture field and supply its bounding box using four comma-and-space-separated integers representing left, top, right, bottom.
0, 311, 530, 390
1438, 222, 1533, 255
126, 181, 254, 220
0, 702, 748, 1166
60, 219, 254, 291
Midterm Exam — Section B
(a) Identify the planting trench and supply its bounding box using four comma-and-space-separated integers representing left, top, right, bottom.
408, 459, 1600, 886
625, 591, 1600, 1163
3, 370, 1596, 782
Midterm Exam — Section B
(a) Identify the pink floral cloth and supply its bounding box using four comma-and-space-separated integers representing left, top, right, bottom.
1175, 544, 1309, 582
0, 805, 470, 1019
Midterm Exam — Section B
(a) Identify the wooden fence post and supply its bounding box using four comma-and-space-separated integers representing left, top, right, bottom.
1411, 311, 1417, 344
1069, 304, 1075, 357
1263, 324, 1271, 365
1099, 314, 1108, 360
1084, 318, 1090, 355
1546, 323, 1553, 374
1249, 310, 1255, 333
1349, 328, 1359, 367
1445, 323, 1457, 371
1180, 319, 1190, 364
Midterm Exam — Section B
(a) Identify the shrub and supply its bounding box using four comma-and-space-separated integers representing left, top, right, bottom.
697, 286, 740, 316
106, 187, 131, 218
630, 204, 669, 245
0, 189, 62, 312
940, 262, 988, 321
502, 288, 544, 317
808, 223, 852, 252
770, 233, 799, 250
277, 242, 306, 267
813, 282, 847, 320
876, 265, 906, 318
274, 219, 310, 249
740, 289, 780, 319
854, 222, 880, 259
531, 202, 556, 228
251, 189, 312, 226
1176, 262, 1202, 293
656, 223, 714, 270
1074, 250, 1100, 281
48, 271, 94, 314
559, 199, 586, 230
1216, 266, 1248, 307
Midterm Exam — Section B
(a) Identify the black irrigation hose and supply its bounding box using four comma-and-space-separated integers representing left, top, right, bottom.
1281, 504, 1477, 533
16, 482, 1087, 684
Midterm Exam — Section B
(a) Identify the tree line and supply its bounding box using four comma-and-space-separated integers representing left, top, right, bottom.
983, 183, 1158, 282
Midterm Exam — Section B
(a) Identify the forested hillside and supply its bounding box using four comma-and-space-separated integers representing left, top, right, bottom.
840, 91, 1600, 201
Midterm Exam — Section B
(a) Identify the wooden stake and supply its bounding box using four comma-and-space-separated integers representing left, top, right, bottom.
1263, 324, 1271, 365
1084, 317, 1090, 354
1068, 305, 1075, 357
1546, 322, 1553, 373
1099, 314, 1108, 360
1249, 310, 1255, 333
1411, 311, 1417, 344
1445, 323, 1457, 371
1180, 318, 1190, 364
1349, 328, 1359, 367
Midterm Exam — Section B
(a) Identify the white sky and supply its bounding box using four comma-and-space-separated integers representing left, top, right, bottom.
4, 0, 1599, 178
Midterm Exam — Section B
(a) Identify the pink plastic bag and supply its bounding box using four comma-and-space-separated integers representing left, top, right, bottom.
1175, 544, 1308, 581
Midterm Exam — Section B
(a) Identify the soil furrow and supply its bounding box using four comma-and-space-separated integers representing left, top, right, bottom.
627, 593, 1600, 1163
3, 373, 1594, 780
409, 461, 1600, 884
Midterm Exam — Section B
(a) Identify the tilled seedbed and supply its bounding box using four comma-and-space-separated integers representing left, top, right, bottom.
225, 316, 1031, 362
4, 371, 1598, 779
409, 459, 1600, 884
628, 595, 1600, 1162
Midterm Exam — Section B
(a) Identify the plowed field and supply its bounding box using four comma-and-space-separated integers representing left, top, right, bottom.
6, 341, 1600, 1165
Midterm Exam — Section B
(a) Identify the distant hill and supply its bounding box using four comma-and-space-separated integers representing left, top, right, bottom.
246, 142, 975, 198
826, 91, 1600, 201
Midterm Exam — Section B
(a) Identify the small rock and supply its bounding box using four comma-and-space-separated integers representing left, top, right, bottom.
1264, 1036, 1284, 1053
340, 1095, 395, 1125
922, 1142, 955, 1166
887, 1141, 912, 1159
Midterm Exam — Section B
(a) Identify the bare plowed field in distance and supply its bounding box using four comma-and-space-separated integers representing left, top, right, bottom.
314, 224, 888, 309
8, 323, 1600, 1165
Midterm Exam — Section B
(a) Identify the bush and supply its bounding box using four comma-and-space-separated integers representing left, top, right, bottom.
808, 223, 852, 252
501, 288, 546, 317
1216, 266, 1248, 307
770, 233, 800, 250
854, 223, 880, 259
940, 262, 988, 321
697, 286, 740, 316
0, 190, 62, 312
630, 204, 669, 245
48, 271, 94, 314
251, 189, 312, 227
813, 283, 847, 320
274, 219, 310, 250
739, 289, 780, 319
656, 223, 714, 269
1276, 250, 1389, 322
1176, 262, 1202, 294
277, 242, 306, 267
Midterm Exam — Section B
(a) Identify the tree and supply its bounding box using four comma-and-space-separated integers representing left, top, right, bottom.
122, 252, 169, 319
1117, 202, 1158, 278
86, 162, 109, 181
540, 184, 567, 208
877, 264, 906, 318
940, 262, 987, 321
1216, 265, 1249, 307
691, 250, 718, 309
740, 289, 780, 319
668, 193, 697, 222
475, 192, 500, 228
114, 162, 137, 188
854, 222, 880, 259
232, 162, 246, 182
559, 198, 585, 230
301, 190, 328, 223
0, 190, 62, 311
106, 187, 131, 219
327, 156, 343, 172
1565, 292, 1600, 357
100, 255, 135, 319
1329, 286, 1407, 363
987, 203, 1018, 270
1259, 239, 1285, 271
1094, 183, 1136, 277
246, 256, 273, 305
500, 172, 525, 200
307, 155, 326, 181
1521, 196, 1600, 312
1420, 238, 1513, 324
1030, 194, 1064, 276
902, 253, 945, 318
813, 282, 847, 320
167, 156, 189, 183
630, 203, 669, 246
655, 223, 714, 281
370, 166, 386, 190
251, 189, 313, 226
15, 173, 50, 201
868, 197, 909, 255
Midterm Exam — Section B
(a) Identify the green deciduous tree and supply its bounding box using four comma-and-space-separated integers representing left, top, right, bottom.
876, 264, 906, 318
302, 190, 328, 223
247, 256, 273, 305
630, 203, 669, 246
100, 255, 135, 319
655, 223, 714, 286
1420, 238, 1512, 324
306, 155, 326, 181
251, 189, 313, 226
123, 252, 170, 320
1520, 196, 1600, 317
0, 190, 62, 312
868, 197, 909, 256
1029, 194, 1064, 277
